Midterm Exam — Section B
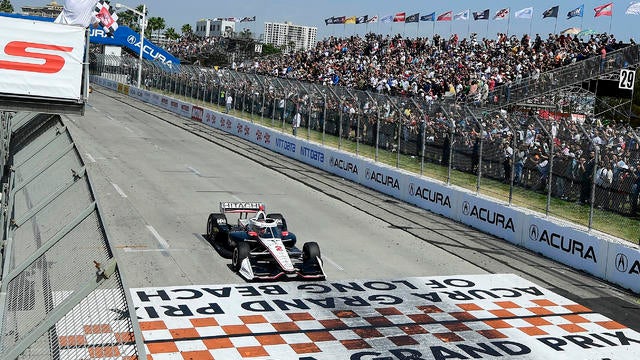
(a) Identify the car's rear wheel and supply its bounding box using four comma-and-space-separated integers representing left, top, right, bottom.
267, 213, 288, 231
232, 242, 251, 271
207, 213, 227, 239
303, 242, 321, 263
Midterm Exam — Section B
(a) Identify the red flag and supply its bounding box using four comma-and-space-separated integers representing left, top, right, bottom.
393, 12, 406, 22
594, 2, 613, 17
437, 11, 452, 21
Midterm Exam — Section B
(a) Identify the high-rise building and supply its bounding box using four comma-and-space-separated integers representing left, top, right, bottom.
20, 0, 63, 18
263, 21, 317, 52
195, 18, 236, 38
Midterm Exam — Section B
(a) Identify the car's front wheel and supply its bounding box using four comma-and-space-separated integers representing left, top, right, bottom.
207, 213, 228, 240
232, 242, 251, 271
303, 242, 321, 264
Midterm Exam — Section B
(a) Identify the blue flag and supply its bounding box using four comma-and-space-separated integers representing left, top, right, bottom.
567, 4, 584, 19
420, 12, 435, 21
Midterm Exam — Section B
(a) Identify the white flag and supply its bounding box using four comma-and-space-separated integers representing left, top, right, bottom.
54, 0, 99, 27
626, 1, 640, 14
453, 9, 469, 21
515, 7, 534, 19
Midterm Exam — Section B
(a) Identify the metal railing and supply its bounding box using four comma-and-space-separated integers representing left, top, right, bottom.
91, 54, 640, 242
0, 112, 143, 359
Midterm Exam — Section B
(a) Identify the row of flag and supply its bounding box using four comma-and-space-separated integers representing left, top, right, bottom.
324, 2, 640, 25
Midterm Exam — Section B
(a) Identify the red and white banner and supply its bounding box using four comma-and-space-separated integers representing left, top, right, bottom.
0, 16, 85, 100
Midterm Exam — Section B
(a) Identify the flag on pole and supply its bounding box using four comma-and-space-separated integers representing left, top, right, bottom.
437, 11, 453, 21
453, 9, 470, 21
542, 5, 559, 18
332, 16, 346, 24
393, 12, 406, 22
324, 17, 333, 25
626, 1, 640, 14
240, 16, 256, 22
367, 15, 378, 23
405, 13, 419, 23
420, 12, 435, 21
356, 15, 368, 24
344, 16, 356, 24
380, 14, 393, 23
473, 9, 490, 20
515, 7, 533, 19
594, 2, 613, 17
567, 5, 584, 19
93, 1, 119, 36
494, 8, 510, 20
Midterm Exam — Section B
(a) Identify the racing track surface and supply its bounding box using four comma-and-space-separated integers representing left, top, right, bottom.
62, 88, 640, 347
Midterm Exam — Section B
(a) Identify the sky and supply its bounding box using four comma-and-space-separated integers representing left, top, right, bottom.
7, 0, 640, 42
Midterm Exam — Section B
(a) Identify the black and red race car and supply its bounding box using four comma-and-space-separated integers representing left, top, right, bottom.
206, 202, 326, 281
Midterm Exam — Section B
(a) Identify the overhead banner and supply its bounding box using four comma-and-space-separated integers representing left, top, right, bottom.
131, 274, 640, 359
0, 16, 85, 100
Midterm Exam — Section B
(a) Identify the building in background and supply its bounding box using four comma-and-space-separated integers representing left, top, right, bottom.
263, 21, 317, 52
20, 0, 62, 18
195, 18, 236, 38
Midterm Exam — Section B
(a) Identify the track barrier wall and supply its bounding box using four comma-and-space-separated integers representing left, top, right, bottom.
92, 75, 640, 294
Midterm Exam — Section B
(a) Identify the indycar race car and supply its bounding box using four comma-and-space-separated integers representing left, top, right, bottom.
206, 202, 326, 281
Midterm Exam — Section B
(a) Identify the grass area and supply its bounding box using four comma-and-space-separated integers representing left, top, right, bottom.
160, 90, 640, 244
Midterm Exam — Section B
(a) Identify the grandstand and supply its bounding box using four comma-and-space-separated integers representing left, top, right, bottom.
112, 30, 640, 239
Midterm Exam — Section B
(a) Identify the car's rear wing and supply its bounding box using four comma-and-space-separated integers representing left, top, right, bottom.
219, 202, 265, 214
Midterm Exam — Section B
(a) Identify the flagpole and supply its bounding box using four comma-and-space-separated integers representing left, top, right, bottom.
529, 17, 533, 39
467, 18, 470, 37
449, 19, 452, 36
609, 15, 613, 34
417, 21, 420, 38
554, 17, 558, 34
404, 22, 406, 37
486, 19, 489, 38
507, 10, 511, 36
580, 16, 584, 31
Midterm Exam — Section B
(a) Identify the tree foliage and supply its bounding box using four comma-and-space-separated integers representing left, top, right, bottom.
0, 0, 14, 13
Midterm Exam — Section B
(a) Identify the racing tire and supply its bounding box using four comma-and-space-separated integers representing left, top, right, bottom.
232, 242, 251, 271
207, 213, 228, 240
267, 213, 288, 231
303, 242, 321, 264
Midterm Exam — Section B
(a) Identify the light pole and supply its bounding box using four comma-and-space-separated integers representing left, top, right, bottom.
115, 3, 146, 88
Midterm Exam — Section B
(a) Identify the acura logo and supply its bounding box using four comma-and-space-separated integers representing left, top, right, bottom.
529, 224, 539, 241
615, 253, 629, 272
365, 168, 371, 179
462, 201, 470, 215
127, 35, 137, 45
408, 183, 416, 196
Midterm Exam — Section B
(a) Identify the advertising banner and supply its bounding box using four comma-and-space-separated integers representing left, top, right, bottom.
191, 105, 203, 122
605, 242, 640, 293
178, 101, 191, 118
360, 159, 406, 199
296, 141, 326, 168
130, 274, 640, 360
323, 148, 363, 183
405, 177, 459, 219
459, 193, 522, 245
0, 17, 85, 100
524, 216, 606, 278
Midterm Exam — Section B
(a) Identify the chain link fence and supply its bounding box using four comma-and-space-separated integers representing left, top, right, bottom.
0, 112, 143, 359
91, 51, 640, 242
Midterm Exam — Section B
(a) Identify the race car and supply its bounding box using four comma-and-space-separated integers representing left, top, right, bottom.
206, 202, 326, 281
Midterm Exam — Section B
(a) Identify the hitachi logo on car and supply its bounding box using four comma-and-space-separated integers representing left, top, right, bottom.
222, 202, 261, 209
529, 225, 597, 262
462, 201, 514, 231
365, 168, 399, 189
409, 183, 451, 208
329, 157, 358, 174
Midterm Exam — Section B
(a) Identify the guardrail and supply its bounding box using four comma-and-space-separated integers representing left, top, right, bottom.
0, 113, 143, 359
92, 76, 640, 294
91, 55, 640, 243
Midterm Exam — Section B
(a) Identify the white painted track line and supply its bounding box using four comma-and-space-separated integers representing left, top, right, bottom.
111, 182, 127, 198
146, 225, 170, 249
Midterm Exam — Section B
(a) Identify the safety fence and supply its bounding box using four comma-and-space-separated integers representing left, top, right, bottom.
90, 54, 640, 243
0, 112, 143, 359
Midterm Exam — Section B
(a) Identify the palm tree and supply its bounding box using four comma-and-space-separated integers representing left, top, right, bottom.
118, 4, 148, 32
0, 0, 14, 13
181, 24, 193, 39
148, 16, 165, 41
164, 27, 180, 41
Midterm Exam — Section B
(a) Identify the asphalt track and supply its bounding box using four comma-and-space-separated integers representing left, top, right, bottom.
63, 88, 640, 335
